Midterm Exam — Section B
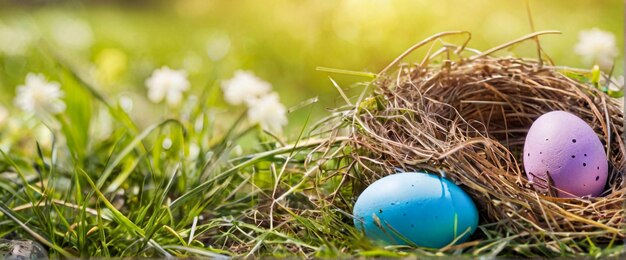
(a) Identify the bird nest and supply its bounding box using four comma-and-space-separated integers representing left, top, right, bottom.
346, 32, 625, 254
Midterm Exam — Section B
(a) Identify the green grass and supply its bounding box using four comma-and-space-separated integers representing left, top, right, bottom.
0, 0, 624, 258
0, 46, 624, 258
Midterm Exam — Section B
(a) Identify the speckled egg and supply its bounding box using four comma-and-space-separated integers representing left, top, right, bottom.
523, 111, 608, 197
352, 172, 479, 248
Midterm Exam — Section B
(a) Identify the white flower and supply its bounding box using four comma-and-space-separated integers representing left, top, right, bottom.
145, 66, 190, 107
14, 73, 66, 116
221, 70, 271, 105
51, 16, 94, 50
246, 93, 288, 134
574, 28, 619, 69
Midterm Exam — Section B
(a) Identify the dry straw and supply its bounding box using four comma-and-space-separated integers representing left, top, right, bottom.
346, 31, 625, 254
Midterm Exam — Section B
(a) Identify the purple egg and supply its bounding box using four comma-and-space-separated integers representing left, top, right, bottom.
523, 111, 608, 198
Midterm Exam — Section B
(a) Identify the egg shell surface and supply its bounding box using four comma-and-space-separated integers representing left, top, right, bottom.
523, 111, 608, 197
352, 172, 479, 248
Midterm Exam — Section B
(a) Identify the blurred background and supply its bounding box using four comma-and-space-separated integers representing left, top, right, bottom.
0, 0, 623, 136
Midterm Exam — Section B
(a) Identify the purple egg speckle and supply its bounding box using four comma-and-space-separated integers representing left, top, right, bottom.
523, 111, 608, 198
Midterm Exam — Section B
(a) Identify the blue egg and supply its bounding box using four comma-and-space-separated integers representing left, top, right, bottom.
353, 172, 479, 248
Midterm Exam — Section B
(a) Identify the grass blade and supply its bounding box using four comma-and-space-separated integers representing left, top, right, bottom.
0, 201, 75, 258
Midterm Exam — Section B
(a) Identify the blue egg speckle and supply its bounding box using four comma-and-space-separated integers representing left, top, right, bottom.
353, 172, 479, 248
